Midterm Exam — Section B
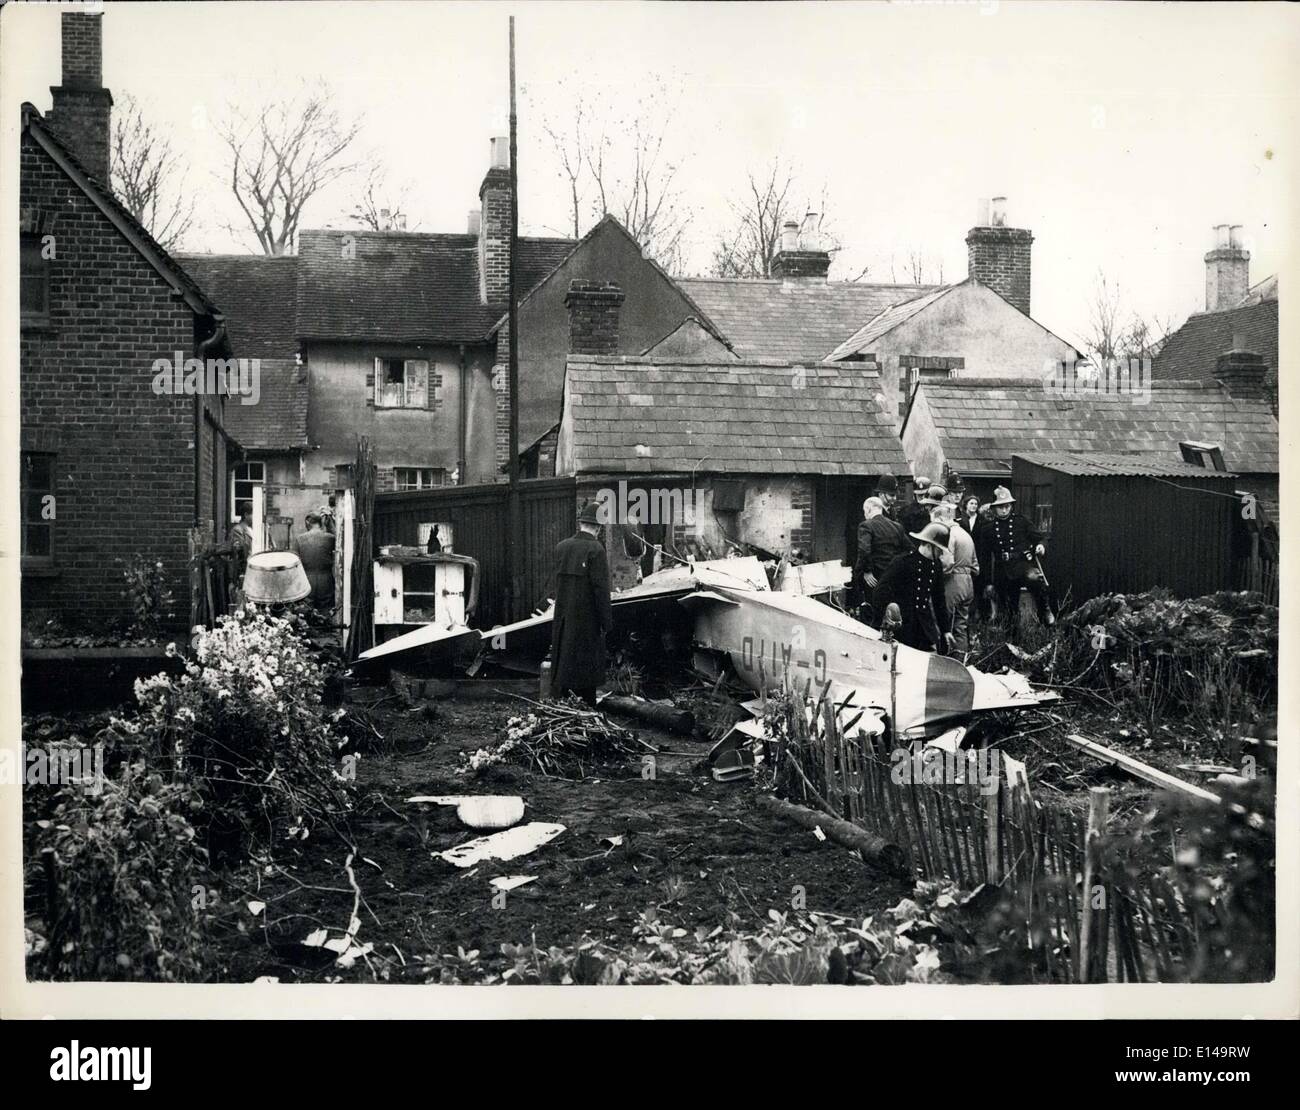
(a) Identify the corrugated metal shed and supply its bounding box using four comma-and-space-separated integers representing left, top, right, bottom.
1013, 451, 1238, 479
1011, 453, 1243, 602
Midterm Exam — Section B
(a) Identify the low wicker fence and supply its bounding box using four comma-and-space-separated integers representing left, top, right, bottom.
768, 693, 1204, 983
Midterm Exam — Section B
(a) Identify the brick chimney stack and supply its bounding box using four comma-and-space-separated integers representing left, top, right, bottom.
1214, 345, 1269, 402
48, 12, 113, 185
770, 213, 831, 280
478, 136, 512, 304
1205, 224, 1249, 311
966, 196, 1033, 315
566, 281, 624, 355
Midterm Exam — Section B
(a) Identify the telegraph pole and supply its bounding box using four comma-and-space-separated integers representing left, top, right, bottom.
506, 15, 523, 620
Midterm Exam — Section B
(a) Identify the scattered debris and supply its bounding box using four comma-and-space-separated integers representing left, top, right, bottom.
406, 794, 526, 829
439, 822, 567, 869
1064, 733, 1222, 803
461, 700, 653, 779
489, 875, 537, 892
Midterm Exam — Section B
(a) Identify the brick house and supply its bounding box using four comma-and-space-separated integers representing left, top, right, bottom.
19, 13, 236, 635
553, 283, 909, 583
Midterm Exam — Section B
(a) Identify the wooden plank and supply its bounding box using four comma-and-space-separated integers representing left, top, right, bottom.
1064, 734, 1222, 804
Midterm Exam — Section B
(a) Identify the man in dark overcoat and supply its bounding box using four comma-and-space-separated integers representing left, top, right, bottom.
973, 485, 1053, 626
872, 522, 955, 654
853, 496, 910, 624
549, 502, 614, 705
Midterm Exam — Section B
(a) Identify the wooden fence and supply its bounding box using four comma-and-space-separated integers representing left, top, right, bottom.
771, 694, 1206, 983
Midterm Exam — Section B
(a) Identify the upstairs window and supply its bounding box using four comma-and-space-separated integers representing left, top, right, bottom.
1179, 441, 1227, 471
394, 467, 444, 492
374, 358, 430, 408
21, 452, 56, 562
21, 235, 49, 327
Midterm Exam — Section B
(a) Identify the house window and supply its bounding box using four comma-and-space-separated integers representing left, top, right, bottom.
20, 235, 49, 326
394, 467, 444, 491
374, 358, 430, 408
21, 452, 55, 562
232, 461, 265, 519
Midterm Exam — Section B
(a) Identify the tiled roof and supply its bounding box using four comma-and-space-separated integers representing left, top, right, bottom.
827, 286, 953, 360
1014, 451, 1238, 478
562, 356, 908, 475
1153, 297, 1278, 383
295, 229, 574, 343
917, 378, 1278, 476
223, 359, 309, 451
676, 277, 942, 362
177, 255, 299, 358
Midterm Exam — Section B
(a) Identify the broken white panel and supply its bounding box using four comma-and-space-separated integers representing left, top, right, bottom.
778, 559, 852, 596
490, 875, 537, 892
405, 794, 526, 831
439, 822, 566, 869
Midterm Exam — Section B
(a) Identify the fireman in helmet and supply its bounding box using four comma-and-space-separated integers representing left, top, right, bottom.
973, 485, 1054, 627
872, 522, 955, 654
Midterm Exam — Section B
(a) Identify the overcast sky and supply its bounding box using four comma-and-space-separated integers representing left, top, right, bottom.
4, 1, 1297, 349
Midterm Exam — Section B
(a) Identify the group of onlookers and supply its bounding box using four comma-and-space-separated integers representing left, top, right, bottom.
852, 475, 1052, 656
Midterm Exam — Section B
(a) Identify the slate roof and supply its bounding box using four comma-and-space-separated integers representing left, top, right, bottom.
915, 378, 1278, 476
827, 286, 954, 361
1154, 287, 1278, 383
675, 277, 942, 362
561, 356, 909, 476
222, 359, 309, 451
1013, 452, 1238, 479
177, 255, 300, 358
294, 229, 574, 343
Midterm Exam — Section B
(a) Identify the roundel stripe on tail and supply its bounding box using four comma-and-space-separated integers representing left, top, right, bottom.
923, 652, 976, 723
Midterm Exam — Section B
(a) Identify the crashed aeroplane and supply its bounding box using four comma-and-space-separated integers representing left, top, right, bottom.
356, 555, 1054, 741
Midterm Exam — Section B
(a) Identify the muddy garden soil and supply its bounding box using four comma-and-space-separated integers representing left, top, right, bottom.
212, 694, 914, 983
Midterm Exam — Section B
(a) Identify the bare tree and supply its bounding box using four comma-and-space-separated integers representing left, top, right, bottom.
709, 159, 797, 278
708, 160, 867, 280
346, 162, 418, 231
888, 249, 944, 285
110, 94, 196, 251
1083, 270, 1173, 366
216, 84, 361, 256
533, 78, 693, 272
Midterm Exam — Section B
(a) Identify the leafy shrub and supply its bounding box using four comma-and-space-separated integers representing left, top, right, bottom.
110, 608, 352, 863
27, 762, 207, 982
116, 555, 176, 640
1059, 589, 1277, 723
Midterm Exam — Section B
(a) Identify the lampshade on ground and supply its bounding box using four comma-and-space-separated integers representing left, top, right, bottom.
243, 551, 311, 604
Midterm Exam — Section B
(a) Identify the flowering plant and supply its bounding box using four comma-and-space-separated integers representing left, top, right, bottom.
121, 608, 352, 862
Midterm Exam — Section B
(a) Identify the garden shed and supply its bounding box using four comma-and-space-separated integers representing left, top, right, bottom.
1010, 452, 1242, 604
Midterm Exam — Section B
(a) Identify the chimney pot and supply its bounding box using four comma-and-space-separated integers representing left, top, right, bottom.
990, 197, 1008, 227
490, 135, 510, 170
780, 221, 799, 253
799, 211, 820, 251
